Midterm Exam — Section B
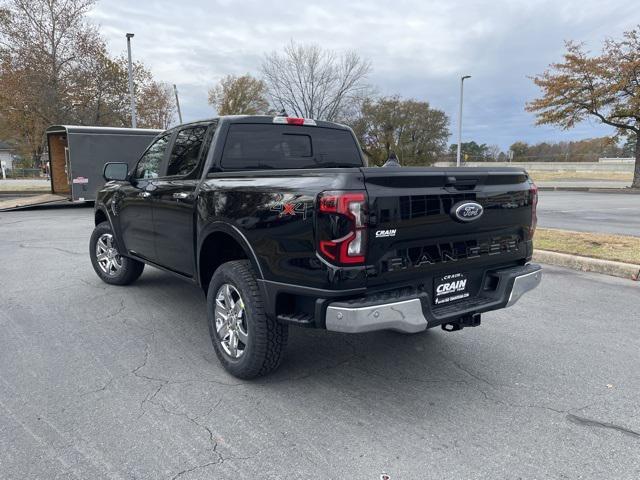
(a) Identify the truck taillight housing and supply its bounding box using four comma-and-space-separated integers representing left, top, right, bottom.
529, 183, 538, 239
317, 191, 367, 265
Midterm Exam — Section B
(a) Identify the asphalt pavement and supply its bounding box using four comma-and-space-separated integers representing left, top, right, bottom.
538, 190, 640, 236
1, 206, 639, 480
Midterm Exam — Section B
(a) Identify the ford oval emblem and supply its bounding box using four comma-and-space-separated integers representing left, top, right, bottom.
452, 201, 484, 222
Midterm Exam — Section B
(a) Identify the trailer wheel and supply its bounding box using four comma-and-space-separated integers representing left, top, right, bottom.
207, 260, 288, 379
90, 221, 144, 285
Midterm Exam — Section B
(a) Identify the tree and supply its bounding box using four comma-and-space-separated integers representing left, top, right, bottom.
448, 141, 489, 161
261, 41, 371, 121
509, 141, 529, 159
208, 74, 269, 115
486, 144, 502, 161
527, 26, 640, 188
0, 0, 100, 164
622, 136, 636, 157
0, 0, 176, 167
137, 81, 176, 129
351, 96, 449, 166
508, 137, 628, 161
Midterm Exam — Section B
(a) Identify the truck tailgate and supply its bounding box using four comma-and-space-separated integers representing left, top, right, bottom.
362, 167, 536, 294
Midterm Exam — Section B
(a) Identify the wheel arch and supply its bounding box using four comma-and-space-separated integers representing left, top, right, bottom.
198, 223, 264, 294
94, 207, 108, 226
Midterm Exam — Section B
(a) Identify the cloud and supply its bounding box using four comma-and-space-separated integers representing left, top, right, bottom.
89, 0, 640, 149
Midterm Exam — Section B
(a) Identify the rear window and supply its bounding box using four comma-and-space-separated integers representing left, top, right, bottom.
220, 124, 363, 170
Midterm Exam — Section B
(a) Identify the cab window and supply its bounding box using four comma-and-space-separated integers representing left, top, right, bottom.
166, 126, 208, 177
134, 134, 170, 179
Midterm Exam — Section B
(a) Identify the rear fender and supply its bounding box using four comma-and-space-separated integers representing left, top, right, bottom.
197, 222, 264, 284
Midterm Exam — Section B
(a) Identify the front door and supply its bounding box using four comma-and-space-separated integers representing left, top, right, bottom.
152, 123, 212, 276
118, 133, 171, 262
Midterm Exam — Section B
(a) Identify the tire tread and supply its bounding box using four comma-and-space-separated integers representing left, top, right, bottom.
208, 260, 288, 378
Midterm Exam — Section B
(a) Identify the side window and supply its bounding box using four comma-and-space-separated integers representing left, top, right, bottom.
166, 126, 208, 176
134, 134, 170, 179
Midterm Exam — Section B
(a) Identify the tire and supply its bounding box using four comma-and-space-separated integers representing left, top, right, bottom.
89, 221, 144, 285
207, 260, 288, 379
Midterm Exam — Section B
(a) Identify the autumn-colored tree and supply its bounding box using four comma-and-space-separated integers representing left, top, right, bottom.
137, 81, 176, 129
351, 96, 449, 166
0, 0, 100, 164
261, 42, 371, 121
527, 26, 640, 187
0, 0, 176, 166
208, 74, 269, 115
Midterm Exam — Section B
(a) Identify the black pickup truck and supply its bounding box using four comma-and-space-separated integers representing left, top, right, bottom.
90, 115, 542, 378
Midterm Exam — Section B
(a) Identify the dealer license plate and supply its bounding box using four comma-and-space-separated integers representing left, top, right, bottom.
434, 272, 470, 306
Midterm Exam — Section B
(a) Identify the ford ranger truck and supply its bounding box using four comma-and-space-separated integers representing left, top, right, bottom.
90, 116, 542, 379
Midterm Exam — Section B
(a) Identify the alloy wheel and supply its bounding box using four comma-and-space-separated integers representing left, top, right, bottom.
214, 283, 248, 359
95, 233, 122, 275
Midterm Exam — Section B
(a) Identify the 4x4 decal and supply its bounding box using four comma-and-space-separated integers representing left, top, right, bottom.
270, 201, 310, 219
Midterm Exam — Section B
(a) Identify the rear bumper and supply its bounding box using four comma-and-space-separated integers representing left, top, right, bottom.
505, 267, 542, 308
324, 263, 542, 334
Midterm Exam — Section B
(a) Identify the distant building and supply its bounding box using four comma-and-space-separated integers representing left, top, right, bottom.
0, 141, 17, 170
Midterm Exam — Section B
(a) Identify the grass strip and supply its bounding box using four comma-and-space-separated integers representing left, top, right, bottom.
535, 228, 640, 265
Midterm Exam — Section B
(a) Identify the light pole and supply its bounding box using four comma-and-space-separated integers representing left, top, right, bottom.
173, 84, 183, 124
126, 33, 137, 128
456, 75, 471, 167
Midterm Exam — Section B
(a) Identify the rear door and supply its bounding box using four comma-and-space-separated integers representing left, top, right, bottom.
151, 123, 214, 276
118, 133, 171, 262
363, 167, 535, 298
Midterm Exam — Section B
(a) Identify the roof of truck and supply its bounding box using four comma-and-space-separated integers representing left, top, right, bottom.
45, 125, 163, 136
175, 115, 352, 131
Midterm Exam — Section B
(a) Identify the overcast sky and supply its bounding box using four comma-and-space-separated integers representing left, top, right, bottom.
89, 0, 640, 149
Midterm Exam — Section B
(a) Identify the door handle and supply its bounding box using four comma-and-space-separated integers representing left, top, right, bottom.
138, 191, 152, 198
172, 192, 191, 200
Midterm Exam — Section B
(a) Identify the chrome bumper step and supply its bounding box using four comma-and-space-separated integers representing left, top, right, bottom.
325, 264, 542, 334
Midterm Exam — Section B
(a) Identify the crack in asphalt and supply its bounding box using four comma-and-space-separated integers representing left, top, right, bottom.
170, 459, 221, 480
19, 243, 83, 256
78, 376, 117, 398
566, 414, 640, 439
104, 299, 126, 320
150, 396, 223, 446
438, 354, 596, 415
77, 277, 109, 290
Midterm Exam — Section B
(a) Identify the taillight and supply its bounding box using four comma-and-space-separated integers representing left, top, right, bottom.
317, 191, 367, 265
529, 183, 538, 239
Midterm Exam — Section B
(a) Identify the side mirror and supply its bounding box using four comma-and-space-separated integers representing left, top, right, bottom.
103, 162, 129, 181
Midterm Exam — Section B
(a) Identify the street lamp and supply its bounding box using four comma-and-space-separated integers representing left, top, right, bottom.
126, 33, 137, 128
173, 84, 183, 124
456, 75, 471, 167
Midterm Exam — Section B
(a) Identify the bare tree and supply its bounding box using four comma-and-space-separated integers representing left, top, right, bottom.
261, 42, 371, 121
486, 145, 502, 161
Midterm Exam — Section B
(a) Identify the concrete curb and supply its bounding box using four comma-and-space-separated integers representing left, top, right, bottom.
538, 186, 640, 194
533, 249, 640, 281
